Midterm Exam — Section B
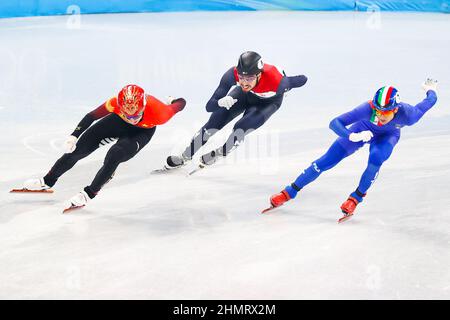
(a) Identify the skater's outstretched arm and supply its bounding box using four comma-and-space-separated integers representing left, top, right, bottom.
146, 96, 186, 126
277, 74, 308, 94
71, 102, 112, 138
402, 89, 438, 126
329, 103, 372, 138
58, 102, 113, 153
205, 67, 238, 113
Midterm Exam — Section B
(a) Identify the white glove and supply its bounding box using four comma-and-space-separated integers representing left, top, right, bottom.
166, 96, 175, 104
64, 135, 78, 153
218, 96, 237, 110
422, 78, 438, 93
349, 131, 373, 143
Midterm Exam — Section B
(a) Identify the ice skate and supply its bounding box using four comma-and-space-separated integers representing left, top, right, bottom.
10, 178, 53, 193
63, 191, 90, 213
262, 190, 291, 213
188, 148, 222, 175
152, 154, 191, 174
338, 197, 359, 223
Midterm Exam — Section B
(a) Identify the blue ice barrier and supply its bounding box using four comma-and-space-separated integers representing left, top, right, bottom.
355, 0, 449, 13
0, 0, 449, 19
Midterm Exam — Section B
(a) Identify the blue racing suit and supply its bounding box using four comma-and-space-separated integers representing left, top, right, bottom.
284, 90, 438, 202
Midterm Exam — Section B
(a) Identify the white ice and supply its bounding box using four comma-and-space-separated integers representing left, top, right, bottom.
0, 11, 449, 299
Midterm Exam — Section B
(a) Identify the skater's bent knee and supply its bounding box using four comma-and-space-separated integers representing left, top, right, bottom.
63, 150, 89, 162
104, 145, 128, 164
314, 156, 341, 172
368, 153, 387, 167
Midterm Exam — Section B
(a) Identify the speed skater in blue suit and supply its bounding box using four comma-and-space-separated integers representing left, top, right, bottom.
264, 78, 438, 222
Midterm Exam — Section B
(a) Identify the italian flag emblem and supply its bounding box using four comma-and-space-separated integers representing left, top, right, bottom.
370, 107, 382, 126
377, 86, 395, 108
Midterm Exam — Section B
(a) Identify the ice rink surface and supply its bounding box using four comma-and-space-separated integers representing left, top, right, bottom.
0, 11, 449, 299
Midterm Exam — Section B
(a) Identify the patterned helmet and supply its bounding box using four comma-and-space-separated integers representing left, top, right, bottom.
373, 86, 400, 111
118, 84, 146, 118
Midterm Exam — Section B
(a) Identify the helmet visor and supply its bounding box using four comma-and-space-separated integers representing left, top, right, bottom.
375, 108, 395, 116
237, 74, 258, 82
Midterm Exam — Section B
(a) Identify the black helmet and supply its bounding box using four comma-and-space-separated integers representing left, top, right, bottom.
236, 51, 263, 75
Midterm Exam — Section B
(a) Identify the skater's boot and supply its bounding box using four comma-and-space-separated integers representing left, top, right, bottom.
261, 189, 292, 213
338, 190, 366, 223
69, 190, 90, 207
341, 189, 366, 216
23, 178, 51, 191
270, 190, 291, 208
200, 148, 223, 166
63, 190, 91, 213
340, 197, 359, 216
165, 153, 191, 170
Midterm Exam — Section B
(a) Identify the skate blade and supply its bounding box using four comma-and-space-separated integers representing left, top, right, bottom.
151, 164, 186, 175
261, 205, 277, 214
10, 188, 54, 193
63, 204, 85, 214
151, 168, 172, 175
338, 212, 354, 223
188, 164, 205, 176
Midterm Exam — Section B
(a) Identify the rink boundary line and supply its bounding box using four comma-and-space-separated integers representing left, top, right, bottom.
22, 135, 48, 156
